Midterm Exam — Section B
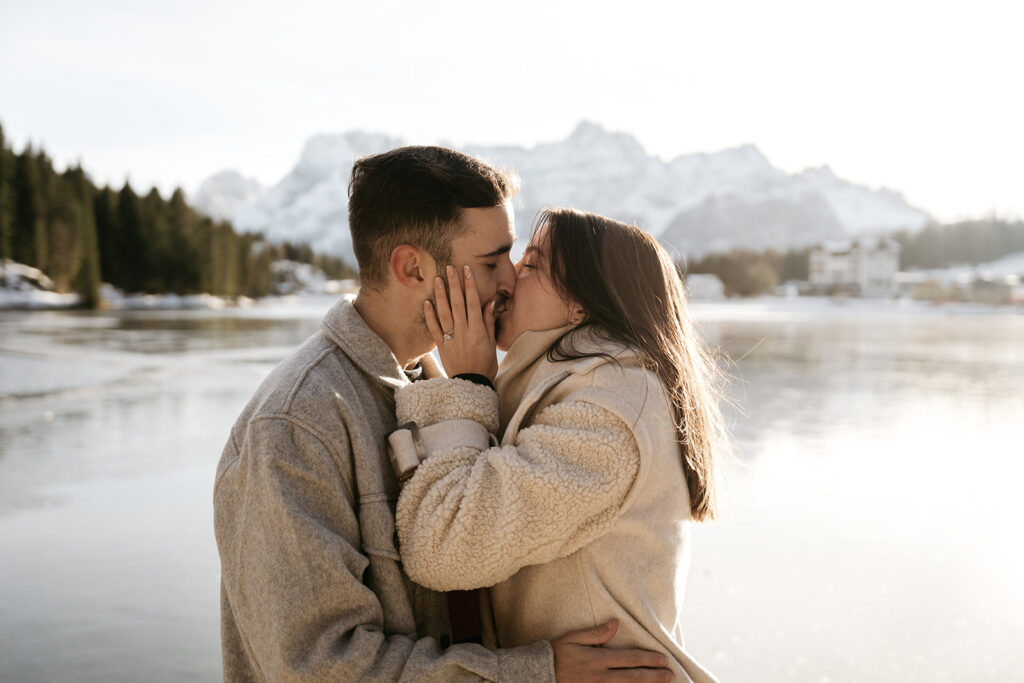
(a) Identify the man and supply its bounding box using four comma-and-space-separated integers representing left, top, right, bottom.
214, 146, 671, 681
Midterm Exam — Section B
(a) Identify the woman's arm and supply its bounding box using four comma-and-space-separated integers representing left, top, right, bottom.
394, 377, 640, 592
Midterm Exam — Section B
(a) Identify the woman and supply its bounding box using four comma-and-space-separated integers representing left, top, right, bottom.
391, 208, 725, 682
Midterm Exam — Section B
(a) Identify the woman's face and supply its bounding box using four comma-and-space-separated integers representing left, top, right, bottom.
495, 224, 580, 351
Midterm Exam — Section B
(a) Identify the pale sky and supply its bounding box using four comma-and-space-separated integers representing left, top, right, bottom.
2, 0, 1021, 222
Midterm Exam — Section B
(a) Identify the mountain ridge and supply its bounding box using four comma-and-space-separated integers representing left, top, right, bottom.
192, 122, 931, 263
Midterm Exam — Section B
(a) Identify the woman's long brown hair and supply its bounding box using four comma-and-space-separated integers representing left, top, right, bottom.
539, 207, 727, 521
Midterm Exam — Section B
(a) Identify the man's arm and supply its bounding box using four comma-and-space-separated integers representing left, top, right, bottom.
215, 415, 552, 682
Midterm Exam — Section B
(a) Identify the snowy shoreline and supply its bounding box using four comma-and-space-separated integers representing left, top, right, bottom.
0, 262, 362, 313
0, 259, 360, 312
2, 290, 1020, 317
690, 295, 1024, 319
3, 259, 1021, 316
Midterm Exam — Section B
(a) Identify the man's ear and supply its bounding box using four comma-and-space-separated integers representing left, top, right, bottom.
389, 244, 434, 291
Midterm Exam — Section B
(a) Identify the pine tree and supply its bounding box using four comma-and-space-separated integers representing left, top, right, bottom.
66, 165, 101, 306
35, 148, 59, 273
167, 188, 199, 293
0, 124, 13, 260
780, 247, 810, 282
94, 186, 119, 286
140, 187, 170, 292
213, 222, 241, 296
241, 235, 272, 298
45, 178, 80, 292
11, 144, 46, 269
116, 182, 145, 292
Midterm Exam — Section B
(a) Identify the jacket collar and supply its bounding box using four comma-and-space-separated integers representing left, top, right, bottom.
495, 326, 573, 432
321, 296, 428, 391
495, 325, 643, 436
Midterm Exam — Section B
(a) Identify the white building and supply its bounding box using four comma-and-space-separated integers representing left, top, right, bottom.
809, 238, 901, 296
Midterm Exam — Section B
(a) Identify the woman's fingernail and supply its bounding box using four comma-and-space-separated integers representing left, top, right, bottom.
435, 276, 443, 285
446, 265, 454, 275
424, 300, 431, 309
464, 265, 472, 278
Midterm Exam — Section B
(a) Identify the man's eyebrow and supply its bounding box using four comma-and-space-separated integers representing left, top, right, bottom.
475, 243, 514, 258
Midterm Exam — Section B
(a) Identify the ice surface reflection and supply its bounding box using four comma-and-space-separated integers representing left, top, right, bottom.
1, 300, 1022, 682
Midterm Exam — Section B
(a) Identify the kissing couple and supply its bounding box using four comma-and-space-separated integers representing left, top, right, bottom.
215, 146, 725, 682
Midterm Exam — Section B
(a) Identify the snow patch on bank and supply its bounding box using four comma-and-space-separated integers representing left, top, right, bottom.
0, 260, 81, 309
2, 259, 359, 310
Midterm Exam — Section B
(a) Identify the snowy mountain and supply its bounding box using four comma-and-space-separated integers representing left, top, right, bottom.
660, 193, 847, 260
192, 122, 931, 263
192, 170, 264, 222
790, 165, 929, 237
196, 132, 403, 258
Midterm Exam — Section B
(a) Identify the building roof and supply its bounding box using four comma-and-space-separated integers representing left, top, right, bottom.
813, 237, 901, 255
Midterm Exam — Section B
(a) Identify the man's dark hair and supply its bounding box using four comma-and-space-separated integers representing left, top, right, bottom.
347, 146, 519, 290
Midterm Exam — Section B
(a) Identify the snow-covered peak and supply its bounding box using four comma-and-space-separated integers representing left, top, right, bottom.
568, 120, 606, 141
791, 165, 929, 236
706, 143, 773, 170
667, 144, 779, 186
192, 122, 933, 264
191, 170, 263, 222
563, 120, 648, 159
527, 120, 646, 165
798, 164, 839, 184
295, 131, 402, 177
209, 131, 405, 258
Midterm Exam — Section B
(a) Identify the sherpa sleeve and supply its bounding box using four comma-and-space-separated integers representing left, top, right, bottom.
393, 377, 641, 591
213, 414, 555, 683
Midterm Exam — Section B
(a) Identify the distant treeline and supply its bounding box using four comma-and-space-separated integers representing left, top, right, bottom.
893, 218, 1024, 270
0, 123, 356, 307
685, 247, 810, 298
684, 218, 1024, 297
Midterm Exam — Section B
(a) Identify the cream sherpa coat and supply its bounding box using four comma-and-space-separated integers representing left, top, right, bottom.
394, 326, 717, 683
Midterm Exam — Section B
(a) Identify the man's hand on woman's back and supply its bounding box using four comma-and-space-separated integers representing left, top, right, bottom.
551, 619, 673, 682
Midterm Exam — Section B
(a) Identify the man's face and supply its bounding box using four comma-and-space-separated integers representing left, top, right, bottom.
445, 200, 517, 313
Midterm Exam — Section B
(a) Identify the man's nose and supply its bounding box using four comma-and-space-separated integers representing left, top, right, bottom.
497, 257, 516, 296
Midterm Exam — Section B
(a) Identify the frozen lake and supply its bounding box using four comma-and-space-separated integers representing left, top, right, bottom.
1, 298, 1023, 682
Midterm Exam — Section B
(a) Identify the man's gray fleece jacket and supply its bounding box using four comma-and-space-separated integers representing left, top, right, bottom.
213, 297, 554, 682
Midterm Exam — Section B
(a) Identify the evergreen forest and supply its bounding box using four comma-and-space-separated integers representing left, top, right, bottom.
0, 123, 355, 307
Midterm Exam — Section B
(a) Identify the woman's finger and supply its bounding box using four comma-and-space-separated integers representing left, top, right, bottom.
423, 300, 443, 345
432, 275, 454, 334
463, 265, 484, 335
483, 299, 496, 343
446, 265, 467, 330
